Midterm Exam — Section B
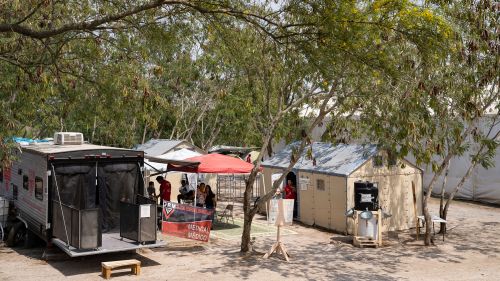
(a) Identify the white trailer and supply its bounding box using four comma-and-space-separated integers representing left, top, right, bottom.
0, 134, 165, 257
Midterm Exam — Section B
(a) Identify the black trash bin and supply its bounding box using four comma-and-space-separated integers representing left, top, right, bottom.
120, 201, 157, 243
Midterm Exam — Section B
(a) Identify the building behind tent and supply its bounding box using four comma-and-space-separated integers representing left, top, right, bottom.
261, 142, 423, 234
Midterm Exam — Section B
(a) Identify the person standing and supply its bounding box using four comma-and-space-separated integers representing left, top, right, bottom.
284, 179, 297, 218
284, 179, 296, 200
246, 153, 252, 163
156, 176, 171, 205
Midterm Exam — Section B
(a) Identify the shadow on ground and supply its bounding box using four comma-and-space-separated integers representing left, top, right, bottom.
47, 251, 160, 277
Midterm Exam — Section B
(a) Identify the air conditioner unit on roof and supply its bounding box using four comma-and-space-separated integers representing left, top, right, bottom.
53, 132, 84, 145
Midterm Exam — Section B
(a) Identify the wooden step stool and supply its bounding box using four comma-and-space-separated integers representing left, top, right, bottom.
353, 236, 378, 248
101, 259, 141, 279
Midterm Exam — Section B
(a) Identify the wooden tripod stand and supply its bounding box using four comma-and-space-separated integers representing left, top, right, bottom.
263, 225, 290, 261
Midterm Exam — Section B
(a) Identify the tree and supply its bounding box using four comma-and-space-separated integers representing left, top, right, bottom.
235, 0, 455, 252
359, 0, 499, 245
0, 0, 288, 163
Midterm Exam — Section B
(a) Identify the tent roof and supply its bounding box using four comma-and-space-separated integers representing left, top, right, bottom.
158, 148, 202, 161
145, 156, 200, 175
169, 153, 257, 174
209, 145, 259, 156
134, 139, 198, 156
144, 148, 202, 172
261, 142, 378, 176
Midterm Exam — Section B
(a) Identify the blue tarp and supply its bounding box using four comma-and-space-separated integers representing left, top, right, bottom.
12, 137, 51, 144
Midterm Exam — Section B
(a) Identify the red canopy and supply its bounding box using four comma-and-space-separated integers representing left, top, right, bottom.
167, 153, 258, 174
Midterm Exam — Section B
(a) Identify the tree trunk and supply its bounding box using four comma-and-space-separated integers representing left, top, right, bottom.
423, 122, 478, 245
441, 160, 476, 234
438, 161, 449, 233
91, 116, 97, 143
422, 193, 434, 245
423, 154, 452, 245
240, 173, 258, 252
266, 141, 273, 157
142, 123, 147, 144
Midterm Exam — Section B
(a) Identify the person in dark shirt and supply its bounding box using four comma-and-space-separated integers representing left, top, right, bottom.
205, 185, 216, 227
205, 185, 216, 209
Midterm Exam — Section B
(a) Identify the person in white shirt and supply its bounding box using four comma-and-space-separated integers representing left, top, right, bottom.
177, 179, 194, 203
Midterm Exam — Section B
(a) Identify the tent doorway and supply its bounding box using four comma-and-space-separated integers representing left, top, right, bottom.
286, 172, 298, 218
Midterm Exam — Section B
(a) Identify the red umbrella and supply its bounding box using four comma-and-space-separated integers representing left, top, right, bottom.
167, 153, 258, 174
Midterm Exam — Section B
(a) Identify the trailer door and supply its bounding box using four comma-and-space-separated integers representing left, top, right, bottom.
97, 163, 142, 232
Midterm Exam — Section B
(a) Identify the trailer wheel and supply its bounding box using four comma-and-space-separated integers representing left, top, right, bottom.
6, 222, 26, 247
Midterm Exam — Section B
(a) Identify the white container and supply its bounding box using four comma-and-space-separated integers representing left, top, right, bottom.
0, 196, 8, 208
357, 214, 378, 239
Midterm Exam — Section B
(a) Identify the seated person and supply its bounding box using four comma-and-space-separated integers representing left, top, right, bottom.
205, 185, 216, 210
196, 183, 207, 207
177, 179, 194, 203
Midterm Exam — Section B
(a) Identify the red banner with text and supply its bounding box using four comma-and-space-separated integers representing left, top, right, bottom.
162, 201, 214, 242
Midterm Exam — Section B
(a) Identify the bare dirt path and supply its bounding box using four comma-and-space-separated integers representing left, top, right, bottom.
0, 198, 499, 281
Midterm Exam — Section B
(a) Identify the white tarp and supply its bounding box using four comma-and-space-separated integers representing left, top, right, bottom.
144, 148, 202, 172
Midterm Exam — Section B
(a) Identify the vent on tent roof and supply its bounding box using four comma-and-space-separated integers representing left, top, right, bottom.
53, 132, 84, 145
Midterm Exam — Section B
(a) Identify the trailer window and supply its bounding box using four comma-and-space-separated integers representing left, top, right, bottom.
13, 184, 18, 200
35, 177, 43, 201
23, 175, 29, 190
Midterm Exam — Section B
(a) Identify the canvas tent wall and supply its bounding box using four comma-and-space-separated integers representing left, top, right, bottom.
419, 116, 500, 205
261, 142, 423, 234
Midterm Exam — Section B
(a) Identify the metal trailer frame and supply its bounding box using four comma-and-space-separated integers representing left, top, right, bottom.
0, 143, 165, 257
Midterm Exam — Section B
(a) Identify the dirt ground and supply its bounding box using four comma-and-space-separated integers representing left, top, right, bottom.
1, 197, 499, 281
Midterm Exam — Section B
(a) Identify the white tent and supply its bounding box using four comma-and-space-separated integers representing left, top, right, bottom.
422, 116, 500, 205
144, 148, 202, 172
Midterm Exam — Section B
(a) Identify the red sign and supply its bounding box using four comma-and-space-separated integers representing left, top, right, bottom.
161, 201, 213, 242
3, 166, 11, 191
29, 169, 35, 195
